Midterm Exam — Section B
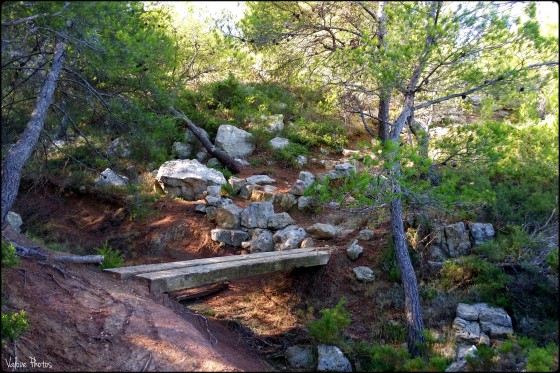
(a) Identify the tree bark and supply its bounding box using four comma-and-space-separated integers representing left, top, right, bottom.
1, 40, 66, 227
169, 107, 242, 174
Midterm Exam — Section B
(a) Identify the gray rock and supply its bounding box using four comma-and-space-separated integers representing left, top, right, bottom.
94, 168, 129, 187
334, 162, 356, 177
206, 185, 222, 198
269, 137, 290, 150
479, 307, 513, 338
444, 222, 472, 257
285, 346, 314, 370
357, 229, 375, 241
240, 184, 256, 200
195, 150, 208, 162
452, 317, 489, 345
298, 171, 316, 188
446, 345, 478, 372
235, 158, 250, 167
215, 204, 243, 229
246, 174, 276, 185
347, 240, 363, 260
156, 159, 226, 200
242, 229, 274, 253
297, 196, 313, 210
172, 141, 193, 159
353, 266, 375, 282
317, 345, 352, 372
273, 225, 307, 251
456, 303, 479, 321
260, 114, 284, 132
268, 212, 294, 230
205, 196, 232, 207
194, 204, 206, 213
274, 193, 297, 211
306, 223, 336, 240
215, 124, 255, 158
206, 206, 217, 223
185, 127, 209, 149
290, 179, 308, 196
250, 186, 276, 203
240, 202, 276, 229
7, 211, 23, 233
469, 223, 495, 245
210, 229, 249, 247
206, 157, 222, 168
296, 155, 307, 167
228, 176, 247, 195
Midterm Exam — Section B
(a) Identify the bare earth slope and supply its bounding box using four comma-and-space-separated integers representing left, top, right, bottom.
1, 226, 270, 372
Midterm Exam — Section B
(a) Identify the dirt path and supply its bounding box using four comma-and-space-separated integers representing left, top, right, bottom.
1, 226, 270, 372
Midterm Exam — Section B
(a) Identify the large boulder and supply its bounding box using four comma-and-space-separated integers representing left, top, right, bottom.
7, 211, 23, 233
317, 345, 352, 372
452, 317, 490, 345
156, 159, 226, 200
215, 204, 243, 229
285, 346, 314, 370
453, 303, 513, 341
431, 223, 472, 260
210, 229, 249, 247
94, 168, 129, 187
269, 137, 289, 150
273, 225, 306, 251
469, 223, 495, 245
242, 229, 274, 253
240, 202, 276, 229
215, 124, 255, 158
306, 223, 336, 240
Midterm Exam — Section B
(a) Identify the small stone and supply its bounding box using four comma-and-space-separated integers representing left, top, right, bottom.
353, 266, 375, 282
347, 240, 363, 260
357, 229, 375, 241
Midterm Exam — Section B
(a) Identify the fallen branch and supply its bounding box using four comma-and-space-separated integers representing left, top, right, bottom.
8, 241, 104, 263
170, 107, 242, 174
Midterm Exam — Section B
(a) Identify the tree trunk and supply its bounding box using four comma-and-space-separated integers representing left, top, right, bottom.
169, 107, 242, 174
1, 40, 66, 227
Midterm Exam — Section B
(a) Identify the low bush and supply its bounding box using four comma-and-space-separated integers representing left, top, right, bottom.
308, 298, 351, 345
95, 241, 124, 269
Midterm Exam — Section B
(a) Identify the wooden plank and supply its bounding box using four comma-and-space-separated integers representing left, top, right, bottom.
137, 250, 331, 293
105, 247, 332, 280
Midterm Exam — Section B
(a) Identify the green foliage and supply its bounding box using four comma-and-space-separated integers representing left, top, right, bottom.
372, 317, 407, 344
308, 171, 384, 208
439, 256, 512, 308
546, 247, 559, 273
364, 344, 410, 372
1, 310, 28, 347
381, 238, 401, 283
308, 298, 351, 345
1, 242, 19, 269
95, 241, 123, 269
475, 225, 538, 263
526, 344, 558, 372
285, 118, 348, 151
272, 142, 308, 167
466, 344, 496, 371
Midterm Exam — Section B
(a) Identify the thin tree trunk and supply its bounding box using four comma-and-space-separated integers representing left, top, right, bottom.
170, 107, 242, 174
1, 40, 66, 227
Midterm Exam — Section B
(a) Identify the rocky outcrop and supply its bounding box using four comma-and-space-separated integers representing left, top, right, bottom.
210, 229, 249, 247
240, 202, 276, 229
94, 168, 129, 187
306, 223, 336, 240
452, 303, 513, 345
215, 124, 255, 158
7, 211, 23, 233
469, 223, 495, 245
273, 225, 306, 251
317, 345, 352, 372
347, 240, 363, 260
285, 346, 314, 370
156, 159, 226, 200
353, 266, 375, 282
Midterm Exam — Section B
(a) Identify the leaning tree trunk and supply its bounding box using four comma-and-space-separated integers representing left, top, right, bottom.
1, 40, 66, 227
170, 107, 242, 174
389, 161, 426, 356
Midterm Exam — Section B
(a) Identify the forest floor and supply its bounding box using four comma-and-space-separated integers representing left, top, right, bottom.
1, 141, 451, 371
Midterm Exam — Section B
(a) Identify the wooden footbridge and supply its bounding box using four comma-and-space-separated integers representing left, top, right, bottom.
105, 248, 332, 293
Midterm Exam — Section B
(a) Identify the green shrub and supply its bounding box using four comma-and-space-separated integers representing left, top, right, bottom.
286, 118, 348, 150
309, 298, 351, 345
273, 142, 308, 167
95, 241, 124, 269
1, 242, 19, 269
367, 344, 410, 372
546, 247, 559, 273
1, 310, 28, 347
526, 345, 558, 372
381, 238, 401, 283
466, 344, 496, 370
